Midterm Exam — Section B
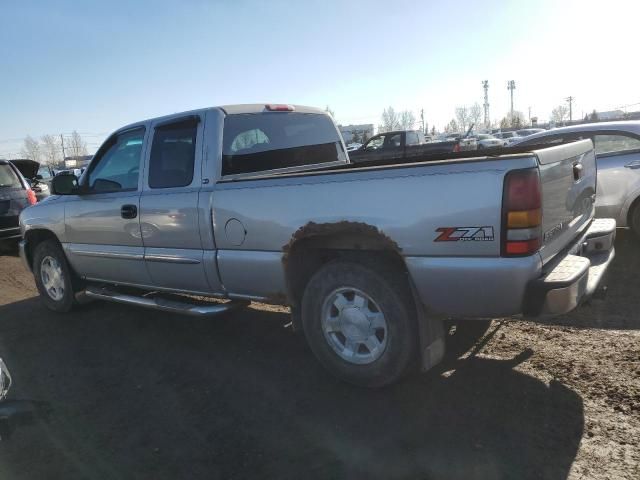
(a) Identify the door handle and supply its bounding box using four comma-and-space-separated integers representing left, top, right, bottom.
121, 204, 137, 219
573, 162, 583, 181
624, 161, 640, 169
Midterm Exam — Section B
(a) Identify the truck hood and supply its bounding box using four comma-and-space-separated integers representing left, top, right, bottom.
10, 159, 39, 179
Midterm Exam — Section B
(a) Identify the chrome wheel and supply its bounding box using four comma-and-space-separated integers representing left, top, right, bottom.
40, 256, 65, 301
321, 287, 388, 365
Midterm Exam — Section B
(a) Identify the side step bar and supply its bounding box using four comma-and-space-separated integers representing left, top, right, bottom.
84, 286, 249, 316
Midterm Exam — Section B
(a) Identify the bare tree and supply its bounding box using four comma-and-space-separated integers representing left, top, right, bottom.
379, 107, 401, 133
398, 110, 416, 130
444, 119, 459, 133
20, 135, 41, 162
469, 103, 482, 130
41, 134, 61, 166
499, 117, 510, 129
551, 105, 569, 124
66, 131, 88, 158
455, 106, 470, 133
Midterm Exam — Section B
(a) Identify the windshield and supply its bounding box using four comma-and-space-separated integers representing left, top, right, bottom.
0, 164, 21, 188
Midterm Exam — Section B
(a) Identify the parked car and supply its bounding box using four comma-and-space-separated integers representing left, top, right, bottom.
19, 104, 615, 387
475, 133, 504, 149
0, 160, 36, 245
511, 121, 640, 237
516, 128, 545, 137
10, 160, 55, 201
493, 131, 522, 145
349, 129, 476, 164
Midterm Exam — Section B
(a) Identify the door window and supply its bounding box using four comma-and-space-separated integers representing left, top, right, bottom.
149, 118, 198, 188
406, 131, 420, 145
386, 133, 402, 148
594, 134, 640, 155
86, 128, 145, 192
365, 135, 385, 150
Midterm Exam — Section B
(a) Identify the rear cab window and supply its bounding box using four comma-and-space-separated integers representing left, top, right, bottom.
222, 112, 346, 176
0, 164, 21, 188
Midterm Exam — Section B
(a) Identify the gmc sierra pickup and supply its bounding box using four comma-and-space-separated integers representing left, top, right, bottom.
19, 104, 615, 387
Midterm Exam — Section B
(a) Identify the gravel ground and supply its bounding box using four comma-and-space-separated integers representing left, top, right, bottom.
0, 233, 638, 479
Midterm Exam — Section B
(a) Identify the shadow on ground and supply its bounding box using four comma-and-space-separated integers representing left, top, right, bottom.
0, 296, 583, 480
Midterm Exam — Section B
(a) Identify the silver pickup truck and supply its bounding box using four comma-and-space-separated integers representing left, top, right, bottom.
19, 104, 616, 387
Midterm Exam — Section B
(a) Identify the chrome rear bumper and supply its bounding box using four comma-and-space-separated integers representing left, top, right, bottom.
524, 218, 616, 317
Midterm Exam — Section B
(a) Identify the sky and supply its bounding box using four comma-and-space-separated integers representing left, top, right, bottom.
1, 0, 639, 157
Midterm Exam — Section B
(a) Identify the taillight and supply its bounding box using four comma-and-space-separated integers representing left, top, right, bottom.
26, 189, 37, 205
502, 168, 542, 256
265, 104, 294, 112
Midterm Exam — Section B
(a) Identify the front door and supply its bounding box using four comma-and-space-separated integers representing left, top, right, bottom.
139, 115, 215, 294
64, 127, 151, 285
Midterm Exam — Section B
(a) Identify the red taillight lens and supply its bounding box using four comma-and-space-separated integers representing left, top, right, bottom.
502, 169, 542, 256
453, 143, 461, 153
26, 189, 37, 205
265, 104, 294, 112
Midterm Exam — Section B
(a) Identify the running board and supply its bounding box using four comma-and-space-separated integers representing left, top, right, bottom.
84, 286, 249, 316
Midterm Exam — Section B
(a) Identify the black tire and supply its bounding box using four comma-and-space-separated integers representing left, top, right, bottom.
444, 319, 492, 358
630, 202, 640, 240
32, 239, 78, 313
301, 260, 417, 388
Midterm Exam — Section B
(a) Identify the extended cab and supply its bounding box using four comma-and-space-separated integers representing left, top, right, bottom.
19, 104, 615, 387
348, 129, 476, 164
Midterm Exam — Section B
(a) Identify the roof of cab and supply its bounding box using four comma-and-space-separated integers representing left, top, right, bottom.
113, 104, 327, 136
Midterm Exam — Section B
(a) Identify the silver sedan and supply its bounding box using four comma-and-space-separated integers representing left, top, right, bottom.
512, 121, 640, 237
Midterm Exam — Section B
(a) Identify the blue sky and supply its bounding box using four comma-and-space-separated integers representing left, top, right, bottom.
1, 0, 638, 156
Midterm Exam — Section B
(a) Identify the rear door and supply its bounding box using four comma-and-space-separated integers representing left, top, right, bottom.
534, 139, 597, 264
0, 163, 29, 238
139, 115, 213, 293
64, 127, 151, 285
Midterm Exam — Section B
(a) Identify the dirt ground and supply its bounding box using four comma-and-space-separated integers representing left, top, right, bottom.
0, 233, 638, 479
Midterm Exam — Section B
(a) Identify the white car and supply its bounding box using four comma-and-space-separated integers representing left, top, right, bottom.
475, 134, 504, 149
493, 131, 522, 146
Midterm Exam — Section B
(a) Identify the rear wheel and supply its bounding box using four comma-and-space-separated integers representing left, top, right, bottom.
33, 240, 78, 313
301, 260, 417, 387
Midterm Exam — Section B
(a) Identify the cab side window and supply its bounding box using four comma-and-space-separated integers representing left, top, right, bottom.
594, 134, 640, 156
86, 128, 145, 193
149, 118, 198, 189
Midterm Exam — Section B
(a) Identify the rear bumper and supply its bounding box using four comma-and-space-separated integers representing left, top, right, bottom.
523, 218, 616, 317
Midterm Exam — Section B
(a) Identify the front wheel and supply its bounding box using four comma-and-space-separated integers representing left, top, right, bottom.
301, 260, 417, 387
33, 240, 79, 313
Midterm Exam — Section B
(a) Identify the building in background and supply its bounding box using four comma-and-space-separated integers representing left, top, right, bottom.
339, 124, 374, 144
64, 155, 92, 169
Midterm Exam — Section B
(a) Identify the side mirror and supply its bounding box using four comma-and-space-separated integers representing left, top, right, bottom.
52, 174, 79, 195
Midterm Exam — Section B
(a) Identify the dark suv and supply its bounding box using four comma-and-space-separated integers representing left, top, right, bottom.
0, 160, 36, 245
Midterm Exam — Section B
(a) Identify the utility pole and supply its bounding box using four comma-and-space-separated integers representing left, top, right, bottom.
60, 134, 66, 165
420, 109, 425, 134
528, 106, 531, 126
566, 96, 574, 123
482, 80, 489, 128
507, 80, 516, 120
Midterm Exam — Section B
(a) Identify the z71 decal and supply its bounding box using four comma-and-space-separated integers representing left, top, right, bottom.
435, 226, 495, 242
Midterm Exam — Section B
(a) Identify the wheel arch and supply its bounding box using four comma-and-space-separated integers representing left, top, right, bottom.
23, 229, 62, 270
282, 221, 410, 324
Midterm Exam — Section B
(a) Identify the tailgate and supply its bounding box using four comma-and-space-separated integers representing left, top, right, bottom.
535, 139, 596, 264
